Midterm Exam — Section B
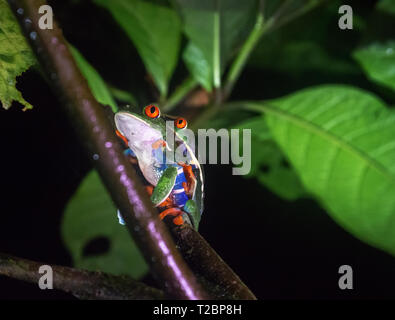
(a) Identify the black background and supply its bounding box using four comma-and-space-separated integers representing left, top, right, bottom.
0, 0, 394, 299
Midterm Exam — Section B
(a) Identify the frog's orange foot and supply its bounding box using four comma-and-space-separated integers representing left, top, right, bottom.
172, 215, 184, 226
145, 185, 154, 195
159, 197, 173, 208
159, 208, 182, 221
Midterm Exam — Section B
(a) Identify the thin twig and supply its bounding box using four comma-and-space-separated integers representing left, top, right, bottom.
0, 253, 164, 299
9, 0, 208, 300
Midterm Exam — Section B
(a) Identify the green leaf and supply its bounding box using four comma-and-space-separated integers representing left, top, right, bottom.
205, 107, 306, 200
70, 45, 118, 113
353, 41, 395, 92
175, 0, 257, 89
62, 170, 148, 278
249, 41, 358, 77
244, 85, 395, 255
377, 0, 395, 16
183, 42, 212, 91
0, 0, 35, 110
248, 1, 360, 79
94, 0, 181, 97
235, 116, 306, 200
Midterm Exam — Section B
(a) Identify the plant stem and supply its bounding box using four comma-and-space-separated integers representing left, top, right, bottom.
162, 77, 198, 112
0, 253, 165, 299
9, 0, 209, 300
223, 0, 324, 101
223, 11, 268, 100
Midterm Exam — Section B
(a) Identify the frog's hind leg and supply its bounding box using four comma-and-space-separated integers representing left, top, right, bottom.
151, 166, 178, 206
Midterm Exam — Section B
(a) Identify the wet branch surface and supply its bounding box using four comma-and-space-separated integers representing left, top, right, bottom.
170, 224, 256, 300
0, 253, 164, 300
7, 0, 256, 300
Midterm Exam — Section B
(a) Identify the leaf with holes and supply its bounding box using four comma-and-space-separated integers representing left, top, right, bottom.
62, 170, 148, 278
70, 45, 118, 113
353, 41, 395, 92
175, 0, 257, 89
243, 85, 395, 255
94, 0, 181, 97
0, 0, 35, 110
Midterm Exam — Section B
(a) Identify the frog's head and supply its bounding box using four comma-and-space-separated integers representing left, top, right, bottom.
115, 105, 189, 152
114, 105, 167, 152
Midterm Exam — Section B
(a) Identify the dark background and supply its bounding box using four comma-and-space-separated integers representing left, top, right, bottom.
1, 0, 394, 299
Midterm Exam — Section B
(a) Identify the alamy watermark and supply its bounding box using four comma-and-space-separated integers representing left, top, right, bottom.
162, 121, 251, 176
338, 5, 353, 30
338, 265, 353, 290
38, 265, 53, 290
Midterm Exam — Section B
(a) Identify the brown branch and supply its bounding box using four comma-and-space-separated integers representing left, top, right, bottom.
8, 0, 208, 300
0, 253, 164, 300
170, 224, 256, 300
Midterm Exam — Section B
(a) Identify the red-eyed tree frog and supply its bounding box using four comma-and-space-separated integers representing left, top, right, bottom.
114, 105, 204, 230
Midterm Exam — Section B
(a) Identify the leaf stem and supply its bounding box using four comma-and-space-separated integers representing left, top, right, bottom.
223, 10, 268, 100
162, 76, 198, 112
223, 0, 324, 101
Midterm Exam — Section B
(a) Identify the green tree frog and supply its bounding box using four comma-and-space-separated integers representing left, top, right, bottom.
114, 105, 204, 230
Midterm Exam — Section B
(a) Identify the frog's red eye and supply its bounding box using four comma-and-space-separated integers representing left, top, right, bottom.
144, 105, 160, 118
175, 117, 187, 129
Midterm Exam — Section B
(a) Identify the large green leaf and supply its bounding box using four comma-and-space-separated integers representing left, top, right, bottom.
175, 0, 257, 89
0, 0, 35, 110
204, 107, 306, 200
94, 0, 181, 97
235, 116, 306, 200
70, 45, 118, 113
353, 41, 395, 92
243, 85, 395, 255
62, 170, 148, 278
183, 42, 212, 91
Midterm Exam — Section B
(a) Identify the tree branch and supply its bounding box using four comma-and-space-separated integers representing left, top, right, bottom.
0, 253, 164, 300
8, 0, 257, 301
8, 0, 208, 300
170, 224, 256, 300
